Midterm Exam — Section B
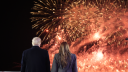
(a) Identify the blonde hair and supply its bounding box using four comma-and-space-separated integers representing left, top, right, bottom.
32, 37, 41, 46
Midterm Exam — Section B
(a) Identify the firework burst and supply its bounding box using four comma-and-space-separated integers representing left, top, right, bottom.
30, 0, 69, 42
30, 0, 128, 43
30, 0, 128, 72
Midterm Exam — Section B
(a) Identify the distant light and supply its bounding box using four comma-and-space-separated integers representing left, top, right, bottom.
59, 37, 61, 40
97, 52, 103, 60
46, 29, 49, 32
94, 33, 100, 40
58, 36, 61, 40
59, 17, 61, 19
94, 33, 99, 38
97, 52, 103, 58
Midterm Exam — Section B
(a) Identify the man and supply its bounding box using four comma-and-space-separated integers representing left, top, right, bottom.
21, 37, 50, 72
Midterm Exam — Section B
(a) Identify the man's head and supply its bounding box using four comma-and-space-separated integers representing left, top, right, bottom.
32, 37, 41, 47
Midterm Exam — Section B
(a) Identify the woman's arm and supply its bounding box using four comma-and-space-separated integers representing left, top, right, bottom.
72, 54, 78, 72
51, 54, 58, 72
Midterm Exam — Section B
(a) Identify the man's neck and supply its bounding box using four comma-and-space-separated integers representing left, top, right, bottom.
33, 45, 40, 47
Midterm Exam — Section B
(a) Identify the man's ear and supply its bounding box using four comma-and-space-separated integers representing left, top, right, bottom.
32, 42, 34, 46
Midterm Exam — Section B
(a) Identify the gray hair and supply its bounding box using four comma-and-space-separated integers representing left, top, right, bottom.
32, 37, 41, 46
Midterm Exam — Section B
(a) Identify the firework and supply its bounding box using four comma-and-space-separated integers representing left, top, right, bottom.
30, 0, 128, 72
30, 0, 127, 43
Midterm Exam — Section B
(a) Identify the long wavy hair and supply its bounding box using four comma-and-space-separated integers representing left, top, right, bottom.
56, 42, 71, 68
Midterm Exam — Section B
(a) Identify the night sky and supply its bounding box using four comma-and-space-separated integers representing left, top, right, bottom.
2, 0, 42, 71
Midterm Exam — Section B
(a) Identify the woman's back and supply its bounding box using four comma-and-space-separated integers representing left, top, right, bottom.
51, 53, 78, 72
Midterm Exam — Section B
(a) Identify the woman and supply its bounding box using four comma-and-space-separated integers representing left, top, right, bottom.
51, 42, 78, 72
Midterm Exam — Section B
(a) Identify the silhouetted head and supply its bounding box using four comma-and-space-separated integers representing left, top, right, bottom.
32, 37, 41, 47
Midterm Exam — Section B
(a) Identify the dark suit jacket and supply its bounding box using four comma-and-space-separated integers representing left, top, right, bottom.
51, 53, 78, 72
21, 46, 50, 72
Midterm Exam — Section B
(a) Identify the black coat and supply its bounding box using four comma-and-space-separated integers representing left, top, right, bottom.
21, 46, 50, 72
51, 53, 78, 72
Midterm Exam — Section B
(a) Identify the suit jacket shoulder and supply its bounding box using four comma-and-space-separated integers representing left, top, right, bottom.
21, 46, 50, 72
23, 47, 48, 55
